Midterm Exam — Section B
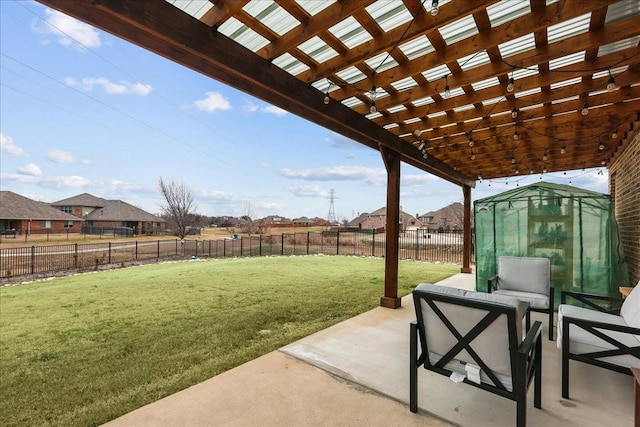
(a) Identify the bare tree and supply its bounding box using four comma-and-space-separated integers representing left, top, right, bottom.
240, 201, 257, 234
158, 177, 197, 239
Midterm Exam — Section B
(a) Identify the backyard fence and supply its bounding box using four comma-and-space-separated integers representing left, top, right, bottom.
0, 230, 470, 279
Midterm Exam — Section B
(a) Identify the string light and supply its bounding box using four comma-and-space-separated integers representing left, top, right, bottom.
417, 141, 425, 151
430, 0, 440, 16
506, 74, 515, 92
561, 146, 566, 154
607, 70, 616, 91
513, 130, 519, 140
369, 85, 377, 113
612, 131, 618, 139
543, 151, 548, 161
511, 107, 518, 119
581, 102, 589, 116
599, 142, 605, 151
470, 150, 476, 161
468, 136, 474, 147
444, 75, 450, 98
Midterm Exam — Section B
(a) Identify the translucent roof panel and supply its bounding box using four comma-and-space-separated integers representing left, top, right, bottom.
421, 64, 451, 82
411, 96, 434, 107
217, 18, 270, 52
482, 96, 504, 106
598, 36, 640, 57
272, 53, 310, 76
457, 51, 491, 71
547, 13, 591, 44
439, 15, 478, 45
487, 0, 531, 27
399, 35, 435, 60
297, 36, 339, 63
167, 0, 213, 20
514, 87, 541, 97
391, 77, 418, 91
335, 66, 367, 85
605, 0, 640, 24
296, 0, 335, 16
498, 33, 535, 58
387, 105, 407, 114
550, 77, 582, 90
446, 87, 465, 98
471, 77, 500, 91
366, 1, 412, 32
549, 51, 585, 70
365, 51, 399, 74
512, 66, 539, 80
341, 97, 363, 108
329, 16, 372, 49
243, 1, 299, 36
453, 104, 475, 113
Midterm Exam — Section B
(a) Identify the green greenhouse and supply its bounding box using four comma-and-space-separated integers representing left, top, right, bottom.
474, 182, 629, 305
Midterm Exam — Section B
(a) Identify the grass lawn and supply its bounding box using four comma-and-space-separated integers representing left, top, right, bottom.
0, 255, 459, 426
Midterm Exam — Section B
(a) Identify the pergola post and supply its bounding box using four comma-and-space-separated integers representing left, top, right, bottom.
379, 146, 402, 309
461, 184, 473, 274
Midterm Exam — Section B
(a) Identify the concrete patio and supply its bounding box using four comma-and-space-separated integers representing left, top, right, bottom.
104, 273, 634, 426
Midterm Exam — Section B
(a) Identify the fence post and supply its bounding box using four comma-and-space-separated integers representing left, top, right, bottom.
135, 241, 138, 260
281, 233, 284, 256
306, 231, 310, 255
415, 230, 419, 260
108, 242, 112, 264
372, 230, 375, 256
74, 243, 78, 268
259, 235, 263, 256
30, 246, 35, 274
240, 237, 243, 257
158, 240, 161, 259
336, 231, 340, 255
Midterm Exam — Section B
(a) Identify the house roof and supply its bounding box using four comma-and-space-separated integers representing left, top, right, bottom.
421, 202, 465, 228
0, 191, 83, 221
51, 193, 107, 208
37, 0, 640, 186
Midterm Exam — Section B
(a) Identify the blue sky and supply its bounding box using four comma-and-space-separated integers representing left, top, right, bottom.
0, 1, 609, 221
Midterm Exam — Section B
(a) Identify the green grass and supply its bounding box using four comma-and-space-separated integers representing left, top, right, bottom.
0, 255, 459, 426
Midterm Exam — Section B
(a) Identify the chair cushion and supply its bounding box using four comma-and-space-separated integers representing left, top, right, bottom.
414, 284, 528, 390
621, 281, 640, 330
498, 256, 550, 295
492, 289, 550, 310
557, 304, 640, 369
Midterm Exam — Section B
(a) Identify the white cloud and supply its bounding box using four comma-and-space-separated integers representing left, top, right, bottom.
241, 101, 287, 116
286, 185, 328, 198
46, 148, 78, 164
64, 77, 152, 95
35, 9, 103, 51
402, 174, 440, 186
0, 133, 25, 156
278, 165, 386, 185
193, 91, 232, 112
18, 163, 42, 177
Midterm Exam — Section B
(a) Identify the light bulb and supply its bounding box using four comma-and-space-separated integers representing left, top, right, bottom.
444, 84, 450, 98
612, 131, 618, 139
430, 0, 439, 16
515, 168, 520, 175
506, 77, 515, 92
369, 102, 377, 113
599, 143, 605, 151
468, 138, 474, 147
607, 76, 615, 91
543, 152, 548, 161
423, 152, 428, 159
581, 102, 589, 116
561, 146, 566, 154
511, 108, 518, 119
324, 95, 330, 105
417, 142, 425, 151
470, 152, 476, 161
543, 166, 547, 174
511, 157, 516, 164
513, 131, 519, 140
478, 173, 482, 181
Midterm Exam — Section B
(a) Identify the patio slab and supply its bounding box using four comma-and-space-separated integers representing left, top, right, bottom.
104, 273, 634, 426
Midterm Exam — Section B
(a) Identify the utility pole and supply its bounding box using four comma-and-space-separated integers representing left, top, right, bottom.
327, 189, 337, 224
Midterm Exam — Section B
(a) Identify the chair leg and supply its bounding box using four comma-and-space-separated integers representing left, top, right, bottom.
410, 322, 418, 413
534, 333, 542, 409
561, 320, 570, 399
525, 310, 531, 331
548, 309, 554, 340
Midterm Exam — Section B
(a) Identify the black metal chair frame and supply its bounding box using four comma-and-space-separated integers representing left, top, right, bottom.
560, 291, 640, 399
410, 289, 543, 427
488, 275, 555, 341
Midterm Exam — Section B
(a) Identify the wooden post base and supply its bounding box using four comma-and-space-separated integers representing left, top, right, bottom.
380, 296, 402, 309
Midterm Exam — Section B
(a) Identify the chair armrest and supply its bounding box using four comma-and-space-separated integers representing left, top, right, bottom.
561, 291, 623, 314
488, 275, 498, 293
562, 315, 640, 336
518, 320, 543, 355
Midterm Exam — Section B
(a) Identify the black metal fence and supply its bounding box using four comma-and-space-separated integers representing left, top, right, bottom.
0, 230, 469, 279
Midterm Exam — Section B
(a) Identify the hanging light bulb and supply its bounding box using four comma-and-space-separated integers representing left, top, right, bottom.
511, 108, 518, 119
515, 167, 520, 175
324, 94, 330, 105
468, 137, 474, 147
599, 142, 605, 151
478, 172, 483, 181
443, 76, 450, 98
581, 102, 589, 116
601, 160, 606, 166
561, 146, 566, 154
430, 0, 439, 16
470, 150, 476, 161
543, 165, 547, 174
513, 131, 519, 140
506, 76, 515, 92
423, 152, 428, 159
530, 167, 534, 174
607, 70, 616, 91
417, 141, 425, 151
369, 101, 377, 113
369, 85, 377, 113
612, 131, 618, 139
511, 156, 516, 164
543, 151, 548, 161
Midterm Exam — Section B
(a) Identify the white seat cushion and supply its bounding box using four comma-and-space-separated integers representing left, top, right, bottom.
492, 289, 550, 310
497, 256, 550, 295
557, 304, 640, 369
621, 281, 640, 331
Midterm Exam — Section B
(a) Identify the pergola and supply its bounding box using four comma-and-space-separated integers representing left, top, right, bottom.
38, 0, 640, 307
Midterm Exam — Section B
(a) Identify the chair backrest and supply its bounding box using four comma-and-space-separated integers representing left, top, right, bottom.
413, 284, 528, 391
621, 280, 640, 330
498, 256, 550, 295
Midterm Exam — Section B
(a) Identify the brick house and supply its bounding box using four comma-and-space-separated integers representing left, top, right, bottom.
348, 207, 423, 232
0, 191, 83, 235
51, 193, 165, 236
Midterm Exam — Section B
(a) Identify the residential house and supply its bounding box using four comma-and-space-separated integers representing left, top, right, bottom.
348, 207, 423, 232
419, 202, 467, 232
0, 191, 83, 235
51, 193, 164, 235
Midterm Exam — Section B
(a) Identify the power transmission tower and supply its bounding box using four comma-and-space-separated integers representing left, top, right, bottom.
327, 189, 337, 224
